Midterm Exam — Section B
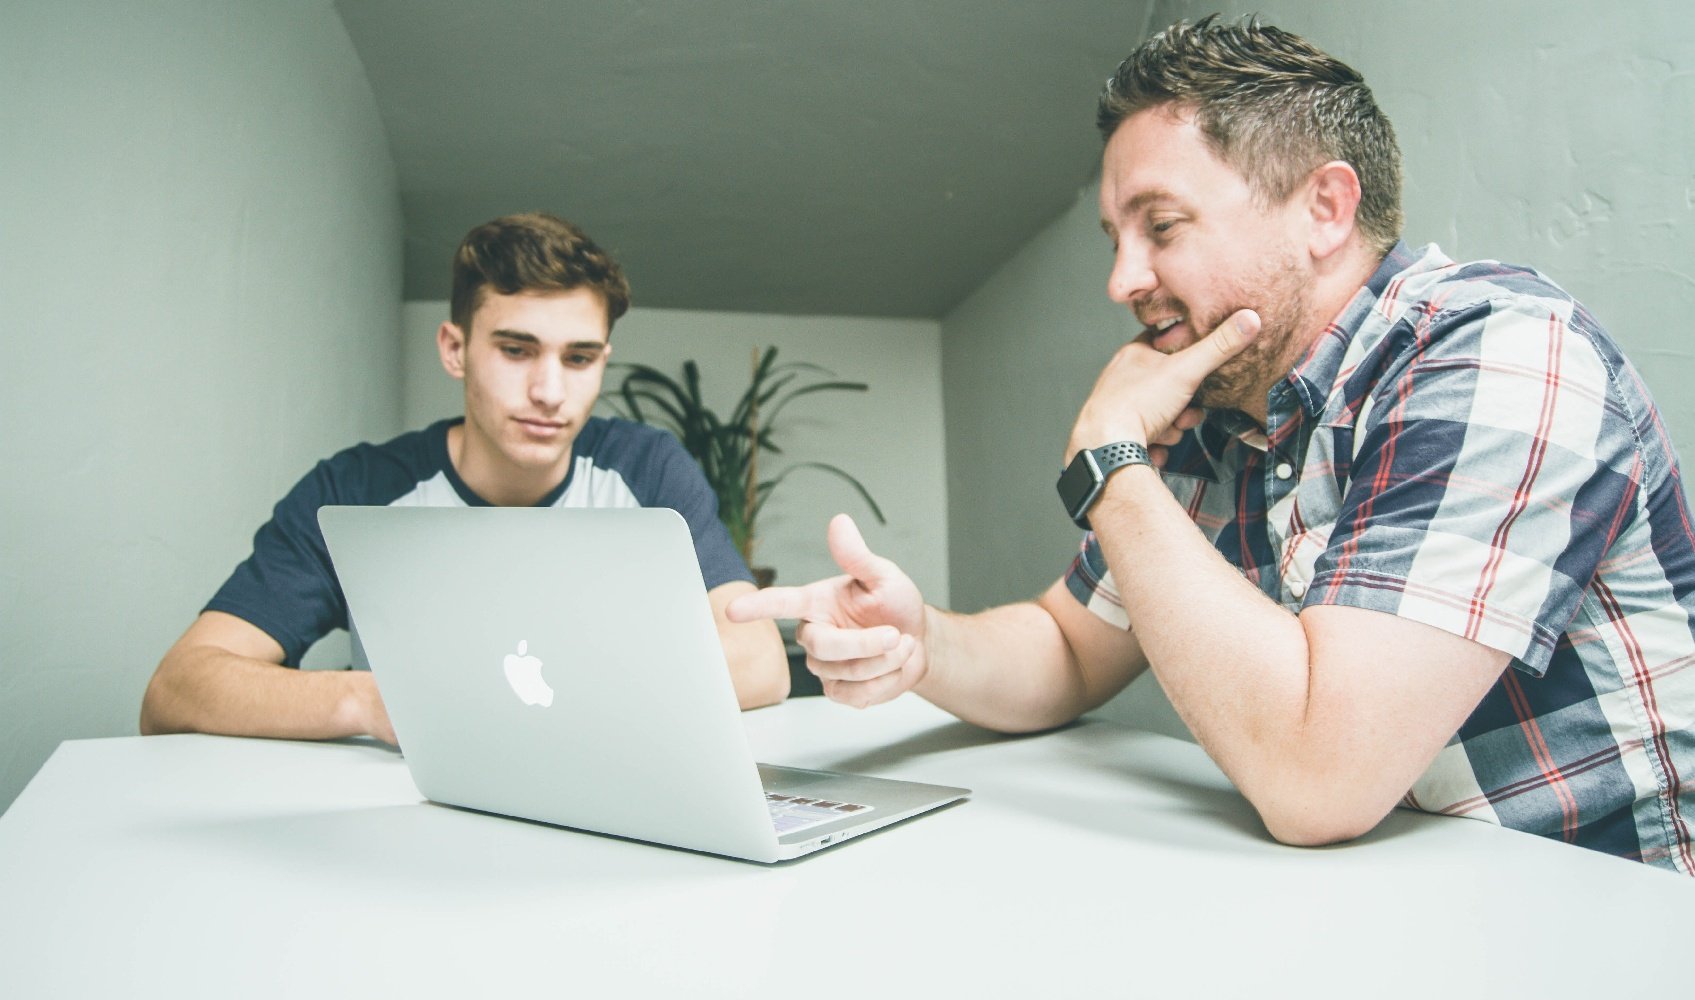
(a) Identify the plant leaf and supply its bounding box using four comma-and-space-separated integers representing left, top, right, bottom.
608, 350, 883, 556
753, 461, 886, 524
763, 380, 870, 427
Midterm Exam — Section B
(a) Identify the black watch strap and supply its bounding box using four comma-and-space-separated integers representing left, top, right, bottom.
1056, 441, 1153, 530
1090, 441, 1150, 475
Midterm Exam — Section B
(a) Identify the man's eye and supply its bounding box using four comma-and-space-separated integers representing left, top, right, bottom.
500, 345, 528, 358
566, 353, 597, 367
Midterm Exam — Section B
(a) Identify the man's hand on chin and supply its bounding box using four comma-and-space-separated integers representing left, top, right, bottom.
1068, 308, 1260, 466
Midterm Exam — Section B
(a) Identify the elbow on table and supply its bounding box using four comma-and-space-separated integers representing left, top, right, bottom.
1260, 810, 1380, 849
737, 662, 790, 710
940, 698, 1084, 737
1249, 782, 1399, 849
137, 668, 177, 736
138, 651, 206, 737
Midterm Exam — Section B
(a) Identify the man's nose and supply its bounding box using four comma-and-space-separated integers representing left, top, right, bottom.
530, 361, 567, 409
1107, 241, 1156, 304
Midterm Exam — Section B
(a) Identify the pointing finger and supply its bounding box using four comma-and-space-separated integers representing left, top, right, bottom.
726, 584, 826, 624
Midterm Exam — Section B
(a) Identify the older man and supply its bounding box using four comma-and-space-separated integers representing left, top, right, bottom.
733, 17, 1695, 873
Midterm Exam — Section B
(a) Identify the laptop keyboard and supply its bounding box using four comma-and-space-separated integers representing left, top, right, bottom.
765, 792, 875, 835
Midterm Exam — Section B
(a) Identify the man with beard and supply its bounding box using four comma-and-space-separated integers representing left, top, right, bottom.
729, 16, 1695, 873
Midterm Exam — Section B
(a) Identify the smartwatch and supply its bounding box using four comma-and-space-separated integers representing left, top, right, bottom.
1056, 441, 1152, 530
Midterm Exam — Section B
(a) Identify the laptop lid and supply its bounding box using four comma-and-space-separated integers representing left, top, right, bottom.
318, 505, 965, 863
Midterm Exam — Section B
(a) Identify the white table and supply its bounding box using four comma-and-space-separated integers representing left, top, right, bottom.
1, 697, 1688, 998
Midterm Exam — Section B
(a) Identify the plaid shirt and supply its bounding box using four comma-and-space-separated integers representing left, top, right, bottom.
1067, 243, 1695, 873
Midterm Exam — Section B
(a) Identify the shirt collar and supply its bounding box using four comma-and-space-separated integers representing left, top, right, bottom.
1200, 240, 1428, 453
1282, 241, 1427, 418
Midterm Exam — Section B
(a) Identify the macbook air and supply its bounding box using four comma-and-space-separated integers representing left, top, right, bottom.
318, 505, 969, 863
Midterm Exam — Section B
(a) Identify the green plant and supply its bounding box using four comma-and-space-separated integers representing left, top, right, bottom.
607, 346, 886, 569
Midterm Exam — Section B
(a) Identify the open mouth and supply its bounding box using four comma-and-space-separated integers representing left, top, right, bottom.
1146, 314, 1188, 350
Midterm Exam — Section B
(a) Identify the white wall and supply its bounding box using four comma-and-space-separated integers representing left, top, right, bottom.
0, 0, 403, 812
940, 0, 1695, 738
403, 303, 950, 605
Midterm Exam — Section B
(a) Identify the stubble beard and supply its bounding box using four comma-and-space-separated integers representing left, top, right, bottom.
1189, 253, 1312, 414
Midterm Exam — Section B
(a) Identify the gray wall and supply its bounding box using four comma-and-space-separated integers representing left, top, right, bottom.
0, 0, 403, 812
940, 0, 1695, 735
2, 0, 1689, 806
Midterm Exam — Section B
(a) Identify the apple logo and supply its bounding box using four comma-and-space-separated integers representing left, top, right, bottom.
502, 640, 555, 707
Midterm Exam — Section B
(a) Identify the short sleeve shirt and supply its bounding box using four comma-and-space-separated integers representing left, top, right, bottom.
1065, 243, 1695, 874
207, 416, 751, 667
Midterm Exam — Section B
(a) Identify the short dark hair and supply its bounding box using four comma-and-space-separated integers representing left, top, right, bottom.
1097, 14, 1403, 255
449, 212, 631, 335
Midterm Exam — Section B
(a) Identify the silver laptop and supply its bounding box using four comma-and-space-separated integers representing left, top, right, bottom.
318, 505, 968, 863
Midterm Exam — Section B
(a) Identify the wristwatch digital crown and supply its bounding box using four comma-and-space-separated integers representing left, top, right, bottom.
1056, 441, 1152, 530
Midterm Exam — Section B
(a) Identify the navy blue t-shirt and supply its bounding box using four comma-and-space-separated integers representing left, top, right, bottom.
207, 416, 751, 666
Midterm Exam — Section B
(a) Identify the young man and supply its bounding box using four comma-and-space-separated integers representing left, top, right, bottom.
143, 213, 788, 743
731, 17, 1695, 873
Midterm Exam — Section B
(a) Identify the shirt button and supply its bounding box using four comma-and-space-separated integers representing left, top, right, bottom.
1274, 462, 1294, 480
1288, 580, 1308, 599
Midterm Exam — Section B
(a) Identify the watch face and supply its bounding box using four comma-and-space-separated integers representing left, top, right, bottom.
1056, 450, 1101, 519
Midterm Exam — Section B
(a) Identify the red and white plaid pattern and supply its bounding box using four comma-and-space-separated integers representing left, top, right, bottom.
1067, 244, 1695, 873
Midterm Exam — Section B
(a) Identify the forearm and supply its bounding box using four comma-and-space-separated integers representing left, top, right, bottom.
1093, 465, 1514, 844
1090, 466, 1320, 805
722, 619, 789, 709
915, 593, 1126, 733
141, 645, 382, 741
709, 582, 790, 709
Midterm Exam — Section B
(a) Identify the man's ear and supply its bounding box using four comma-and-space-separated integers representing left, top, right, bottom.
1306, 160, 1362, 260
437, 321, 467, 379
